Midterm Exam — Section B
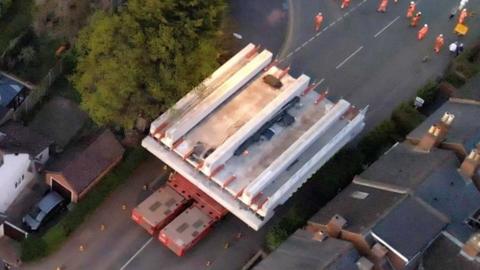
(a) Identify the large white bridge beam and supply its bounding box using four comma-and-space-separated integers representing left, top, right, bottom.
162, 50, 273, 148
241, 99, 352, 205
202, 74, 311, 176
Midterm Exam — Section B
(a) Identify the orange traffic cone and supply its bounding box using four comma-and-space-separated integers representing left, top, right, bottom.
406, 2, 416, 18
434, 34, 444, 54
417, 24, 429, 40
315, 12, 324, 31
378, 0, 388, 13
341, 0, 351, 9
410, 12, 421, 27
458, 8, 468, 24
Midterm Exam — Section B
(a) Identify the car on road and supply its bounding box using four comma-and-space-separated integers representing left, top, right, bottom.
22, 191, 66, 231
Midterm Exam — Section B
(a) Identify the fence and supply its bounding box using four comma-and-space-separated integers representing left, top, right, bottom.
0, 59, 64, 124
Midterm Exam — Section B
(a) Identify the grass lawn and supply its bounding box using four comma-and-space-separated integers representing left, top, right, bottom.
0, 0, 33, 52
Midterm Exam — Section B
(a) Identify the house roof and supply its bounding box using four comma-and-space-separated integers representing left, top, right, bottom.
0, 75, 25, 107
422, 234, 480, 270
59, 129, 124, 194
407, 99, 480, 153
415, 165, 480, 242
253, 229, 360, 270
309, 182, 406, 234
0, 121, 52, 156
358, 142, 458, 192
371, 197, 448, 262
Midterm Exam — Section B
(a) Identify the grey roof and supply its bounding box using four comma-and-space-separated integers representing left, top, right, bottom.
372, 197, 448, 262
453, 74, 480, 101
0, 75, 25, 107
422, 234, 480, 270
309, 182, 406, 234
407, 99, 480, 153
0, 121, 52, 156
415, 165, 480, 242
60, 129, 124, 194
358, 142, 458, 192
254, 229, 360, 270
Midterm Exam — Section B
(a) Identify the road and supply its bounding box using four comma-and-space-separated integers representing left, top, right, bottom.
280, 0, 480, 132
22, 0, 480, 269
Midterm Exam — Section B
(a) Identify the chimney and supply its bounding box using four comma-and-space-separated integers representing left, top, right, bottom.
356, 257, 374, 270
326, 214, 347, 238
462, 233, 480, 259
459, 149, 480, 181
416, 112, 454, 152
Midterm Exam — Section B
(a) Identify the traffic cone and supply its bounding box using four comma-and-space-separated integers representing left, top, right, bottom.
377, 0, 388, 12
458, 8, 468, 24
434, 34, 444, 54
341, 0, 351, 9
315, 13, 324, 31
406, 2, 416, 18
410, 12, 421, 27
417, 24, 429, 40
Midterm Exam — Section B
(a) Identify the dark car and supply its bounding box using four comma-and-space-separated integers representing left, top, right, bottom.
22, 191, 65, 231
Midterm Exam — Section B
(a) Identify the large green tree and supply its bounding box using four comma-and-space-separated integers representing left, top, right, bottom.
72, 0, 225, 129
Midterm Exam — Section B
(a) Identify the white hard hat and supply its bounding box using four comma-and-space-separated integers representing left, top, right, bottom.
424, 24, 428, 27
418, 11, 422, 15
410, 1, 414, 4
439, 34, 443, 37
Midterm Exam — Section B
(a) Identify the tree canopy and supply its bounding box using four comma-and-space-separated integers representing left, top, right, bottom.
71, 0, 226, 129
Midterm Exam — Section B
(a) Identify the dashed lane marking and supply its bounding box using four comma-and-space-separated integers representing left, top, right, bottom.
335, 46, 364, 69
119, 238, 153, 270
374, 16, 400, 38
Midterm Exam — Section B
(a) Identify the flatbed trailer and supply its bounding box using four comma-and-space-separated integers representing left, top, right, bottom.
158, 205, 216, 256
131, 186, 189, 235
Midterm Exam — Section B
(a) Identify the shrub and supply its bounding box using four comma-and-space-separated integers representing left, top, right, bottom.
358, 120, 398, 164
416, 81, 438, 105
391, 103, 425, 137
0, 0, 12, 18
20, 235, 47, 262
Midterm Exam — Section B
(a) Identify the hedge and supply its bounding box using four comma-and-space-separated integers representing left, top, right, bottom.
21, 147, 148, 262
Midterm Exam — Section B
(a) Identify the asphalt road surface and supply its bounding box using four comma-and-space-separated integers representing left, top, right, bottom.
22, 0, 480, 269
280, 0, 480, 131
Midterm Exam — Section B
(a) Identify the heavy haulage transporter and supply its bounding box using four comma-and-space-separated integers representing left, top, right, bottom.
133, 43, 367, 255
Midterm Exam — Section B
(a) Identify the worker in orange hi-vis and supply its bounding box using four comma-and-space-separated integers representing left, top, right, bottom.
410, 12, 421, 27
406, 1, 416, 18
458, 8, 468, 24
341, 0, 351, 9
417, 24, 429, 40
377, 0, 389, 13
314, 12, 324, 31
434, 34, 445, 54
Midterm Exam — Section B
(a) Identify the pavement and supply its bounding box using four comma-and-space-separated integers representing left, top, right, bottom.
19, 0, 480, 269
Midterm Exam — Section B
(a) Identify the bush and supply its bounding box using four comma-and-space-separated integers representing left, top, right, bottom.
444, 68, 466, 87
416, 81, 438, 105
391, 103, 425, 137
358, 120, 398, 164
21, 147, 148, 262
0, 0, 12, 18
266, 206, 306, 251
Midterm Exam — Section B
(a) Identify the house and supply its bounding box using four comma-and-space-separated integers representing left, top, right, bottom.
0, 122, 52, 213
45, 129, 125, 203
0, 73, 31, 125
407, 98, 480, 158
254, 229, 361, 270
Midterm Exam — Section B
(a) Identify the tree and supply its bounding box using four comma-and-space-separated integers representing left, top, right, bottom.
72, 0, 226, 129
17, 46, 36, 64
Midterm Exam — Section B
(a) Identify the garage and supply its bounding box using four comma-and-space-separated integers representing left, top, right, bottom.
51, 179, 72, 204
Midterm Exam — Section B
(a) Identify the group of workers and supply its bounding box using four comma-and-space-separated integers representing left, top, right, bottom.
313, 0, 473, 55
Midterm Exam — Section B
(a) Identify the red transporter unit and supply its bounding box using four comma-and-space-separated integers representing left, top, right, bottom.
131, 186, 189, 235
157, 173, 228, 256
158, 205, 216, 256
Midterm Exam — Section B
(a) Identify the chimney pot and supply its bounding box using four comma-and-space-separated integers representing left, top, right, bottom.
326, 214, 347, 238
462, 233, 480, 258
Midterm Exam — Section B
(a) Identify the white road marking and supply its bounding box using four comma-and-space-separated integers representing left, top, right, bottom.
278, 0, 370, 63
335, 46, 364, 69
374, 16, 400, 38
119, 238, 154, 270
